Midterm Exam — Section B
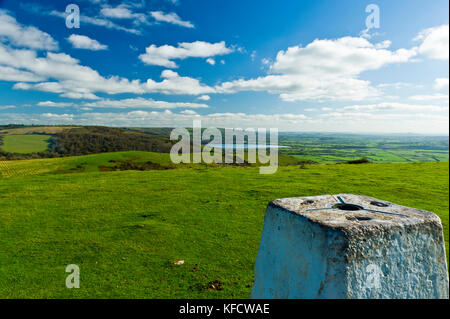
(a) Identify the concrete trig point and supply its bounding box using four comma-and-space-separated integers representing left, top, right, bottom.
251, 194, 449, 299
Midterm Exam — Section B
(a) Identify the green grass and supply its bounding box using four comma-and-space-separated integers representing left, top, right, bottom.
0, 151, 303, 178
279, 133, 449, 163
0, 134, 51, 154
0, 152, 448, 298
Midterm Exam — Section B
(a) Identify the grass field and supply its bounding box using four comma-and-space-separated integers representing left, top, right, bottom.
279, 133, 449, 163
0, 151, 302, 178
0, 152, 448, 298
0, 134, 51, 154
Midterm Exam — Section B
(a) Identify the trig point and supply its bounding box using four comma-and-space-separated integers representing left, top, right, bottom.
251, 194, 449, 299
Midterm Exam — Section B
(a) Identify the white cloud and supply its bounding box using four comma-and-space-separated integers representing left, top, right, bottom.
0, 10, 58, 50
61, 92, 101, 100
271, 37, 415, 76
206, 58, 215, 65
21, 1, 144, 34
1, 39, 214, 97
434, 77, 449, 90
49, 9, 141, 34
101, 5, 135, 19
142, 70, 215, 95
67, 34, 108, 51
100, 4, 149, 25
37, 101, 75, 107
374, 40, 392, 49
180, 110, 197, 115
150, 11, 194, 28
197, 95, 210, 101
0, 65, 45, 82
216, 36, 417, 101
415, 24, 449, 60
139, 41, 233, 68
82, 97, 209, 109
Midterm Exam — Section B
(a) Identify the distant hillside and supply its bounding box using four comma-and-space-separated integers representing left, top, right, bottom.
0, 126, 174, 160
125, 127, 174, 137
49, 126, 173, 155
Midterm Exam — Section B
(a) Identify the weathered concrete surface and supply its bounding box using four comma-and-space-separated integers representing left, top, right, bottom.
251, 194, 449, 299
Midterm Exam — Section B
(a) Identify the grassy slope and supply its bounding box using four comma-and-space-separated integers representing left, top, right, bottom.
0, 134, 51, 153
0, 151, 301, 178
0, 154, 448, 298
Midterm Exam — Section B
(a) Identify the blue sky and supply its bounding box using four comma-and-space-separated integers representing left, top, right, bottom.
0, 0, 448, 133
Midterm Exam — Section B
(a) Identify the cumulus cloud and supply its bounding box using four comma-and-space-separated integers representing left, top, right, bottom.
139, 41, 233, 68
142, 70, 215, 95
0, 44, 139, 97
434, 77, 449, 90
206, 58, 215, 65
150, 11, 194, 28
37, 101, 75, 107
0, 10, 58, 50
1, 38, 214, 98
82, 97, 209, 109
270, 37, 414, 76
61, 92, 101, 100
67, 34, 108, 51
0, 65, 46, 82
100, 5, 136, 19
197, 95, 211, 101
100, 4, 149, 25
216, 36, 417, 101
415, 24, 449, 60
49, 9, 141, 34
8, 54, 215, 97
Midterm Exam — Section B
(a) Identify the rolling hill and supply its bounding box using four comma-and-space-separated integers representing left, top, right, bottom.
0, 153, 448, 298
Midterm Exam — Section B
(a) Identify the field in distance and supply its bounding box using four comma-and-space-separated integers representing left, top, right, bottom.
0, 134, 52, 154
0, 152, 448, 298
278, 133, 449, 163
1, 126, 448, 164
